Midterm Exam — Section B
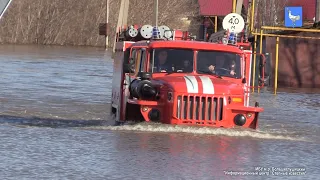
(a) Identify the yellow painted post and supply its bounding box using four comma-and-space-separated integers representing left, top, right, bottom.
252, 29, 257, 93
250, 0, 255, 33
261, 26, 320, 32
214, 16, 218, 33
258, 29, 263, 93
274, 36, 279, 95
259, 29, 263, 56
251, 32, 320, 40
232, 0, 236, 13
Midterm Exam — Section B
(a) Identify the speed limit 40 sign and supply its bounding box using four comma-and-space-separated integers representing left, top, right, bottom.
222, 13, 245, 33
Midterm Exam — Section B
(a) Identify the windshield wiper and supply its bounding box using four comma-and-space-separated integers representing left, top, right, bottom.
197, 70, 222, 78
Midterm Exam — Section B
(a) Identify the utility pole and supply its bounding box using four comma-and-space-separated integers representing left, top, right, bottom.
113, 0, 129, 53
316, 0, 320, 22
153, 0, 159, 27
106, 0, 109, 50
247, 0, 253, 33
236, 0, 243, 14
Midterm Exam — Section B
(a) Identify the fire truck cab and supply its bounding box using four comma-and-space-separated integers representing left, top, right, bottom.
111, 14, 264, 129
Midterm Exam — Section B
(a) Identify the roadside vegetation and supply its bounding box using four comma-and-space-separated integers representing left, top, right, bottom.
0, 0, 289, 47
0, 0, 199, 47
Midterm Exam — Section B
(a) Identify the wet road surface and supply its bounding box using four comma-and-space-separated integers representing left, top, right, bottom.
0, 44, 319, 180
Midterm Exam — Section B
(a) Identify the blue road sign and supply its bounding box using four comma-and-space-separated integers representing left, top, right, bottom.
285, 7, 303, 28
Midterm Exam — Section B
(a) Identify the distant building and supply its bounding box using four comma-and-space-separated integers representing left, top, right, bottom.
286, 0, 316, 21
197, 0, 317, 40
196, 0, 319, 88
197, 0, 249, 41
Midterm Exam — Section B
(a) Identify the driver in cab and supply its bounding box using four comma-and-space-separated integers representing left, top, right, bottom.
180, 60, 193, 72
207, 55, 236, 76
227, 60, 236, 76
155, 50, 171, 72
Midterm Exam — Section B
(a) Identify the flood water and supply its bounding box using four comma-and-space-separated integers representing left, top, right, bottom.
0, 44, 319, 180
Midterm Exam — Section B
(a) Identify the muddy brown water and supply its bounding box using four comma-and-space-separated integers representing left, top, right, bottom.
0, 44, 319, 180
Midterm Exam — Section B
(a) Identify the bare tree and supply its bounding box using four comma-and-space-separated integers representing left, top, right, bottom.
254, 0, 288, 31
0, 0, 201, 47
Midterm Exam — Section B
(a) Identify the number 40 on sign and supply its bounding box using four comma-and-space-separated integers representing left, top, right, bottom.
222, 13, 245, 33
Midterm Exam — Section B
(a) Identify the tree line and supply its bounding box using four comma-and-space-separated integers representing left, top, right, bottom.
0, 0, 199, 47
0, 0, 289, 47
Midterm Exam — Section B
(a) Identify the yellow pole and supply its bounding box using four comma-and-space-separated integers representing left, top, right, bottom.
232, 0, 236, 13
252, 29, 257, 93
261, 26, 320, 33
251, 32, 320, 40
250, 0, 255, 33
274, 36, 279, 95
258, 29, 263, 93
214, 16, 218, 33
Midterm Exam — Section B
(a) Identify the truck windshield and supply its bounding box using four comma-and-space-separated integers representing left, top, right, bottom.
149, 48, 194, 73
197, 50, 241, 79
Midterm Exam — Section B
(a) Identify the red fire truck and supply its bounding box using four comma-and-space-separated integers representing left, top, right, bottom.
111, 14, 265, 129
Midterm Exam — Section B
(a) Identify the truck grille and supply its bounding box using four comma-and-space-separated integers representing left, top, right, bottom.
176, 95, 224, 121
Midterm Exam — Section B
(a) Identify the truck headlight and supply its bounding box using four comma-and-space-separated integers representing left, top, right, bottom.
234, 114, 246, 126
148, 109, 160, 122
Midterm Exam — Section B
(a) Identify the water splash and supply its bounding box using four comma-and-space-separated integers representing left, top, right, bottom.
84, 122, 307, 142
